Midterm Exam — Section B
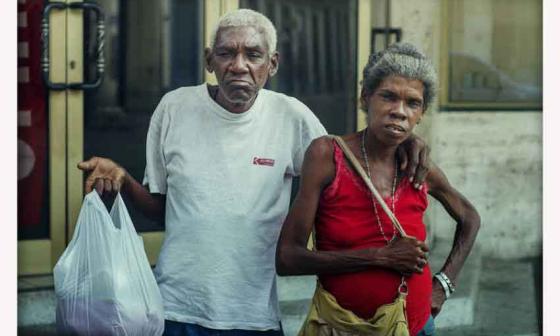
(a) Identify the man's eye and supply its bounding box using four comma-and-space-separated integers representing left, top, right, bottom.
215, 51, 231, 57
247, 52, 263, 59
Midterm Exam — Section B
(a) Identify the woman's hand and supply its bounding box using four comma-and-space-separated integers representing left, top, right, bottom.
431, 278, 446, 316
77, 157, 128, 195
377, 236, 429, 276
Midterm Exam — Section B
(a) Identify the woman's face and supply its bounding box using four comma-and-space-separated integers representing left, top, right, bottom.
363, 75, 425, 146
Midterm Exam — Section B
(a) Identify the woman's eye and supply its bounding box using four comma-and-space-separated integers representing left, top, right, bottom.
381, 94, 394, 101
408, 100, 422, 108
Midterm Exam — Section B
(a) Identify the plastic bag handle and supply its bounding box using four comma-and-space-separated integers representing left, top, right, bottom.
110, 192, 140, 236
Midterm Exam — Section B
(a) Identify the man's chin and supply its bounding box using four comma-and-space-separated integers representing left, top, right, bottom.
226, 93, 255, 105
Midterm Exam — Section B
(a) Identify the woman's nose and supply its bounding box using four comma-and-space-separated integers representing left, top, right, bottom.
390, 101, 407, 120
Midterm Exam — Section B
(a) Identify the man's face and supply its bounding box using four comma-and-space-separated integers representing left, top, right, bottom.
205, 26, 278, 113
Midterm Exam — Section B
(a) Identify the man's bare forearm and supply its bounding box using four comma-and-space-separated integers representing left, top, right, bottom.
121, 173, 165, 222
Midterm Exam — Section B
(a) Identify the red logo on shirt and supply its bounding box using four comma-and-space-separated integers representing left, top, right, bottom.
253, 157, 275, 167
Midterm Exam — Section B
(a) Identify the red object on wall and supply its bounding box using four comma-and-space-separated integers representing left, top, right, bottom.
18, 0, 49, 235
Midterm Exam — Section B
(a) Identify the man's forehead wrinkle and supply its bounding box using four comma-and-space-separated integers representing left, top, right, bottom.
215, 40, 265, 50
214, 26, 268, 51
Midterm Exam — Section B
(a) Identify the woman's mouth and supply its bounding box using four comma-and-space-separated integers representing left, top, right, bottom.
385, 124, 406, 134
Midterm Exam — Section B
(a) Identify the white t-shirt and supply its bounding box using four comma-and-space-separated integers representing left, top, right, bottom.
143, 84, 326, 330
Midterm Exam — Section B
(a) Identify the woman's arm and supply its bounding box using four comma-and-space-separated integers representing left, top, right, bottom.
276, 136, 428, 276
426, 163, 481, 315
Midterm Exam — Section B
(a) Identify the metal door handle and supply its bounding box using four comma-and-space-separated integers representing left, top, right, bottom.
42, 1, 105, 90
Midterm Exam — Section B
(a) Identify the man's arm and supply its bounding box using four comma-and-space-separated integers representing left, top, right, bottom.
397, 133, 431, 188
78, 157, 165, 222
426, 163, 481, 316
276, 136, 428, 276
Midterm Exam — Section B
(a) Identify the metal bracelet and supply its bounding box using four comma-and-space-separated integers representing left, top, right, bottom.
434, 273, 451, 299
437, 272, 456, 294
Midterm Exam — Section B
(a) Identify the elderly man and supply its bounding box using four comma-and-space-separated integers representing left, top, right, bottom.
78, 9, 430, 336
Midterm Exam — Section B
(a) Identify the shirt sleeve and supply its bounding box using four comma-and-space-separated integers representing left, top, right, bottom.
142, 96, 168, 194
292, 107, 328, 176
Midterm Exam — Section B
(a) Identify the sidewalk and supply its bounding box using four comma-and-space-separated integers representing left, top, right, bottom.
18, 256, 542, 336
437, 257, 541, 336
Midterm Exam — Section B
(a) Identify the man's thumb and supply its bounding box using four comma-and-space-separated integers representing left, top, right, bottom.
77, 160, 92, 171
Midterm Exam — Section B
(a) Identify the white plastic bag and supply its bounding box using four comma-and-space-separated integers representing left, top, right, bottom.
54, 191, 164, 336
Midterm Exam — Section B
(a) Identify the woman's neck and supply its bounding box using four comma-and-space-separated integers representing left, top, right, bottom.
363, 128, 398, 164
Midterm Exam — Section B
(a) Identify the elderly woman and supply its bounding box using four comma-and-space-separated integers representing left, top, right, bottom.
275, 43, 480, 336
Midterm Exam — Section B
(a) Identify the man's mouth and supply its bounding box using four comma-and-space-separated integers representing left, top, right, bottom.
226, 79, 251, 86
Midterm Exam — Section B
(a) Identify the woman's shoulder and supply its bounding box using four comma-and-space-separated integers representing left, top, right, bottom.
307, 135, 335, 159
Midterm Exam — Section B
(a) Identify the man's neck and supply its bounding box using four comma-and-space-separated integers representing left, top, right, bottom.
207, 84, 256, 114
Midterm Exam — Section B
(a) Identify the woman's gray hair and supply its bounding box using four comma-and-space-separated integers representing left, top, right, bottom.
210, 9, 277, 56
361, 42, 437, 112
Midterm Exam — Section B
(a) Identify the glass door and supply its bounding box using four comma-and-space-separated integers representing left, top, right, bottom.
79, 0, 207, 264
18, 0, 229, 274
239, 0, 358, 135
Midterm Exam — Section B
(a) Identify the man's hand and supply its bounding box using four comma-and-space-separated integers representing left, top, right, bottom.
377, 236, 429, 276
431, 278, 446, 316
77, 157, 127, 196
397, 133, 430, 188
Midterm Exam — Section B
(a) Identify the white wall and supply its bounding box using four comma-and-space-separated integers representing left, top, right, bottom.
386, 0, 542, 258
426, 112, 542, 258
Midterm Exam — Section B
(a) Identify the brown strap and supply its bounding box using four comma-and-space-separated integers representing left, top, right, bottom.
332, 135, 408, 237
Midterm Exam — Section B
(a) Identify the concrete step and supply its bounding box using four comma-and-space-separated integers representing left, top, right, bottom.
18, 286, 55, 328
18, 287, 57, 335
438, 257, 540, 336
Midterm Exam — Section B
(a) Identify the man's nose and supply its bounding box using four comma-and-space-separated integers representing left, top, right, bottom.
230, 54, 249, 73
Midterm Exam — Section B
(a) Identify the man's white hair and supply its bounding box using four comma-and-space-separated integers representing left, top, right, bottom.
209, 9, 277, 56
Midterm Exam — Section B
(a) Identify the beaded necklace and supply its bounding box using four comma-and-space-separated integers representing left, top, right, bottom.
360, 129, 398, 243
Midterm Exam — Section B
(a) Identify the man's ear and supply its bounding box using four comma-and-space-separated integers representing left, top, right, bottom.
204, 48, 214, 73
268, 51, 279, 77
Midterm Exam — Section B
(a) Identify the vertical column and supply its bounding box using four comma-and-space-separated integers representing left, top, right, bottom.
203, 0, 239, 84
49, 0, 69, 265
66, 0, 84, 243
356, 0, 371, 131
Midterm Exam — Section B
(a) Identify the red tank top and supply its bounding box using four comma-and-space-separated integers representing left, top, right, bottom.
316, 140, 432, 336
